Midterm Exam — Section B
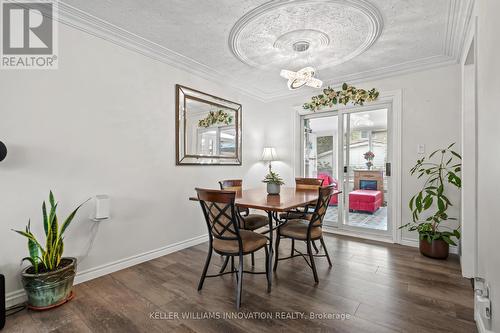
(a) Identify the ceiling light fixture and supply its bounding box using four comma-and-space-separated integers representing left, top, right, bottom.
280, 67, 323, 90
280, 40, 323, 90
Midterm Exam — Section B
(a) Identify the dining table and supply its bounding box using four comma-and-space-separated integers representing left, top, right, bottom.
190, 186, 342, 292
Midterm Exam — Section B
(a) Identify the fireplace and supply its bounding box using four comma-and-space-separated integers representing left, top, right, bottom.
360, 179, 377, 191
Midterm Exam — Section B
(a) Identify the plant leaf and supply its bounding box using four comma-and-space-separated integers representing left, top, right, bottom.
429, 149, 440, 158
12, 229, 45, 256
451, 150, 462, 159
437, 197, 445, 212
61, 198, 91, 235
423, 196, 433, 209
42, 201, 49, 236
442, 235, 457, 246
49, 190, 56, 208
409, 195, 415, 210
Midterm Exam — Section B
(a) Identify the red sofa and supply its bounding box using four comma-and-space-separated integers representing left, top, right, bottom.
318, 173, 339, 205
349, 190, 382, 213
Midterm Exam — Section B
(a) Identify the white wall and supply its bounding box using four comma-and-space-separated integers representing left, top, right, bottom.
0, 24, 285, 303
266, 64, 462, 243
475, 0, 500, 331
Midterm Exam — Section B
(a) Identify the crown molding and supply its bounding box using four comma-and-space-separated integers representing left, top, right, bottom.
50, 2, 270, 102
26, 1, 474, 103
444, 0, 475, 59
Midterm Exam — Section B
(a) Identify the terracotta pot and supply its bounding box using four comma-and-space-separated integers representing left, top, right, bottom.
419, 238, 449, 259
21, 257, 77, 309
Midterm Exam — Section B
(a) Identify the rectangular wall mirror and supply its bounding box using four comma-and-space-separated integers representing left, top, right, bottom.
176, 85, 242, 165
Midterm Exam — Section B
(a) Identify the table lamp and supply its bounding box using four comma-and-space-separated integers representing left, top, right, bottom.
261, 147, 278, 172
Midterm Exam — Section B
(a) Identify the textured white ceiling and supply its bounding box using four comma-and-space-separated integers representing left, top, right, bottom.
61, 0, 473, 101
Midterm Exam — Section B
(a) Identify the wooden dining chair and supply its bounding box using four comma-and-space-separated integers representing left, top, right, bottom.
196, 188, 270, 310
279, 177, 324, 220
279, 177, 324, 254
219, 179, 269, 267
273, 185, 336, 284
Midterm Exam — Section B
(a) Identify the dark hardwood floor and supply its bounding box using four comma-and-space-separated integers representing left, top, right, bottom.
4, 234, 476, 332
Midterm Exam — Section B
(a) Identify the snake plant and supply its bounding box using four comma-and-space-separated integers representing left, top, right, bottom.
12, 191, 89, 273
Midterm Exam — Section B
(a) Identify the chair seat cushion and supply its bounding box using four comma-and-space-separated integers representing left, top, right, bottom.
279, 210, 308, 220
213, 230, 267, 254
241, 214, 268, 230
279, 219, 322, 240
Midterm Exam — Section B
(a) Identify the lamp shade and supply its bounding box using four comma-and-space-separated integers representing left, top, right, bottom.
261, 147, 278, 161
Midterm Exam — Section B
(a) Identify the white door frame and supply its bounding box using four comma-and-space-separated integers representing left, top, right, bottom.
460, 16, 478, 279
293, 89, 402, 244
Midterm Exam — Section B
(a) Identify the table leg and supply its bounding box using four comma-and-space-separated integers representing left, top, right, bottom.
267, 210, 273, 293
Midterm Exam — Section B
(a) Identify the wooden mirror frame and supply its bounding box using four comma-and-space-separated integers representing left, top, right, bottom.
175, 84, 242, 165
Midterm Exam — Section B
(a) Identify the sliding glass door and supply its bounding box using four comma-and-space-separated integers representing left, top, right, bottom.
301, 106, 392, 238
303, 114, 341, 228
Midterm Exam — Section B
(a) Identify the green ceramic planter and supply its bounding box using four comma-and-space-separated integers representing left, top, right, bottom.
21, 257, 77, 309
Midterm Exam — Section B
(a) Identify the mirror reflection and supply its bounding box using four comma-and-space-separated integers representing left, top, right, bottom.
176, 85, 242, 165
185, 99, 237, 157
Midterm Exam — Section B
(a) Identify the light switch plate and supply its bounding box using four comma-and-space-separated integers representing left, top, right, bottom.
417, 144, 425, 154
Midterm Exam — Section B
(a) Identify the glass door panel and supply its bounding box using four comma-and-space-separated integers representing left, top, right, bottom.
343, 109, 390, 234
303, 115, 340, 227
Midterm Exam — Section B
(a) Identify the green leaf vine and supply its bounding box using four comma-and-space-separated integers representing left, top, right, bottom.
198, 110, 233, 128
303, 83, 380, 112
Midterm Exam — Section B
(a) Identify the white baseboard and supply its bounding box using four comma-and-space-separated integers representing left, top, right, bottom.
323, 227, 394, 244
400, 237, 459, 254
5, 234, 207, 308
4, 289, 26, 309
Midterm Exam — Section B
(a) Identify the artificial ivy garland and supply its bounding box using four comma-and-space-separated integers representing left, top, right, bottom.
303, 83, 380, 112
198, 110, 233, 128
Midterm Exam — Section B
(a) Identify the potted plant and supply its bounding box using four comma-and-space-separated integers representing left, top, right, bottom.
400, 143, 462, 259
262, 171, 285, 195
12, 191, 89, 310
363, 151, 375, 170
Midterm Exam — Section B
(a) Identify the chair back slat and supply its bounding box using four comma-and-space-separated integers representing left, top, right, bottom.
219, 179, 248, 216
196, 188, 240, 241
219, 180, 242, 192
295, 177, 324, 190
309, 185, 336, 227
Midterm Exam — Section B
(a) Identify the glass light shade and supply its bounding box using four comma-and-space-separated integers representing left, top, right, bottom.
261, 147, 278, 161
280, 67, 323, 90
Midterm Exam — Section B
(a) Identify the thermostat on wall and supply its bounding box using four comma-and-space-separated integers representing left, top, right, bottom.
91, 195, 110, 221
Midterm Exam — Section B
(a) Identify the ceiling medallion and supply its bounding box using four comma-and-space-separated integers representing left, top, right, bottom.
273, 29, 330, 51
228, 0, 383, 70
280, 67, 323, 90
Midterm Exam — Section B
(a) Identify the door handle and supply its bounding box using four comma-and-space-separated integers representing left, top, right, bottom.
386, 163, 391, 176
